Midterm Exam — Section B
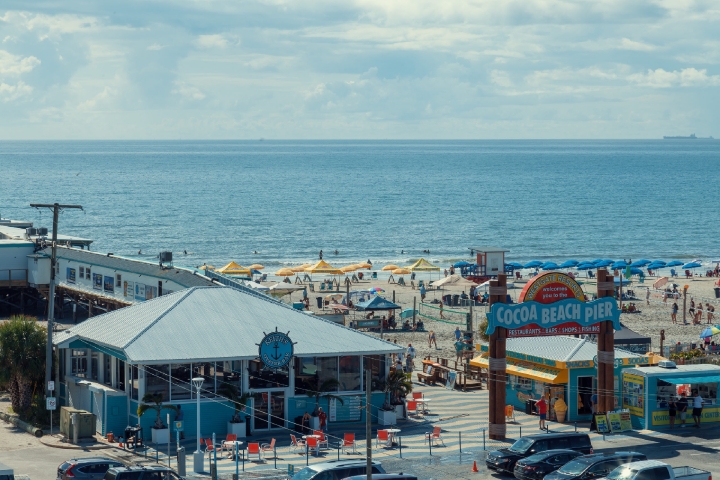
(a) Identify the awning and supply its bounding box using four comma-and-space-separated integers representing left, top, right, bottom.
659, 375, 720, 384
470, 356, 568, 384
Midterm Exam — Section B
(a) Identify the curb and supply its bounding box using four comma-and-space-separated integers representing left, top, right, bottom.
38, 434, 117, 450
0, 411, 44, 437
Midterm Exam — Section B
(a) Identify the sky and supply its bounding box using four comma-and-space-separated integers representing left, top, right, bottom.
1, 0, 719, 139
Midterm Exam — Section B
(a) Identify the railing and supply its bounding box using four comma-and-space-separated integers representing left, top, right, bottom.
0, 269, 28, 287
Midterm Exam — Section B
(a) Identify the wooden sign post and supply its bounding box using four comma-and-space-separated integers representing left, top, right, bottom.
596, 269, 616, 414
488, 274, 508, 440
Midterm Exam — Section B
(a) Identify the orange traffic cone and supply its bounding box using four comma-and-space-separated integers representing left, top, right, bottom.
472, 461, 479, 473
118, 441, 124, 448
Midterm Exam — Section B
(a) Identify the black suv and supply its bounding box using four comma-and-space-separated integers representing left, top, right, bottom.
103, 465, 182, 480
485, 433, 593, 474
57, 458, 124, 480
544, 452, 647, 480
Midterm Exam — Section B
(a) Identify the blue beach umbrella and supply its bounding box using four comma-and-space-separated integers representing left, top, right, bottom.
591, 258, 604, 264
630, 259, 651, 267
595, 260, 613, 268
666, 260, 683, 267
683, 262, 702, 269
400, 308, 418, 319
505, 262, 524, 269
524, 260, 543, 268
647, 263, 664, 271
629, 267, 644, 275
577, 264, 595, 271
612, 260, 629, 269
614, 278, 632, 286
542, 262, 559, 271
652, 260, 667, 266
559, 260, 579, 268
453, 261, 471, 268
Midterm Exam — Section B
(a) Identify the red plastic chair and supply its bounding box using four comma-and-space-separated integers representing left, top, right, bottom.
412, 392, 423, 400
247, 442, 263, 461
313, 430, 329, 449
260, 438, 276, 458
424, 426, 445, 446
376, 430, 390, 448
204, 438, 216, 460
306, 436, 319, 455
289, 434, 305, 453
341, 433, 356, 454
406, 400, 418, 416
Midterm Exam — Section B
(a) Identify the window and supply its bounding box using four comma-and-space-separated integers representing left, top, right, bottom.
170, 364, 192, 400
194, 362, 216, 394
79, 267, 85, 279
317, 357, 338, 390
577, 376, 594, 414
295, 358, 317, 395
366, 355, 386, 391
91, 351, 99, 381
550, 437, 569, 449
116, 274, 122, 287
248, 360, 289, 389
104, 355, 112, 386
652, 467, 671, 480
86, 268, 91, 279
531, 440, 548, 453
588, 461, 612, 476
338, 356, 361, 391
130, 365, 139, 400
71, 350, 87, 377
145, 364, 170, 401
116, 360, 126, 390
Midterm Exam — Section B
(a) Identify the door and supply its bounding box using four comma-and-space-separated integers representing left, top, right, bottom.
92, 391, 104, 434
253, 391, 285, 430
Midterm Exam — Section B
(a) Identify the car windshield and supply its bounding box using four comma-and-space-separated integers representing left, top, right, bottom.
291, 467, 320, 480
508, 438, 534, 453
524, 453, 551, 463
606, 467, 637, 480
558, 458, 592, 475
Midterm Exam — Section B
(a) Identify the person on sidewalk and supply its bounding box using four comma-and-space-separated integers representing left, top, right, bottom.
677, 393, 688, 427
693, 391, 704, 428
175, 405, 185, 440
318, 407, 328, 433
536, 397, 547, 430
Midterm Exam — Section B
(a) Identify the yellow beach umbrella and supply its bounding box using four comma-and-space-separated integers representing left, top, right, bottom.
340, 265, 357, 273
357, 262, 372, 269
216, 261, 251, 276
305, 260, 343, 275
291, 264, 310, 272
408, 257, 440, 272
249, 264, 264, 270
275, 268, 295, 276
392, 268, 411, 275
382, 264, 400, 271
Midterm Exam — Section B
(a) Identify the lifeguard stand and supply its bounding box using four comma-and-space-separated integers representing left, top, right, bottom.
469, 246, 508, 278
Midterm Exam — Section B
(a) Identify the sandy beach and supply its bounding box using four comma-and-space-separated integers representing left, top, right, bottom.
266, 270, 720, 361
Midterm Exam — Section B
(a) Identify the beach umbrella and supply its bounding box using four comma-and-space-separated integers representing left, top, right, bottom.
630, 260, 651, 267
454, 261, 471, 268
340, 265, 357, 273
700, 326, 720, 339
590, 258, 604, 264
400, 308, 418, 319
291, 264, 310, 272
666, 260, 683, 267
577, 264, 595, 271
558, 260, 579, 268
647, 263, 664, 271
594, 260, 613, 268
652, 260, 667, 265
368, 287, 385, 294
629, 267, 644, 275
542, 262, 559, 270
249, 264, 265, 270
357, 262, 372, 269
275, 268, 295, 276
505, 261, 524, 269
382, 264, 400, 271
392, 268, 411, 275
612, 261, 629, 269
614, 278, 632, 286
683, 262, 702, 269
524, 260, 543, 268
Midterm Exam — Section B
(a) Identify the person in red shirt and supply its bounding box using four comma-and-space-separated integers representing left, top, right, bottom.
536, 397, 547, 430
318, 407, 328, 433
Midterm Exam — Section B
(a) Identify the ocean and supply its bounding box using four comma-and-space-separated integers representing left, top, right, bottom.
1, 140, 719, 269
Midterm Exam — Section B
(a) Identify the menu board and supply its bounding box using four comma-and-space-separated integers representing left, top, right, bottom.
620, 411, 632, 431
329, 396, 362, 422
595, 414, 610, 433
607, 412, 622, 432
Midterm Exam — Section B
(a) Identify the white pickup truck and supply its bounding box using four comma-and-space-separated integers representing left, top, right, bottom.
603, 460, 711, 480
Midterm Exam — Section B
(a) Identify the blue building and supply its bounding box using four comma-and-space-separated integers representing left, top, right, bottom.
53, 286, 402, 441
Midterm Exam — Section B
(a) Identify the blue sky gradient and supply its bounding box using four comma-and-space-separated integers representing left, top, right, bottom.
1, 1, 718, 139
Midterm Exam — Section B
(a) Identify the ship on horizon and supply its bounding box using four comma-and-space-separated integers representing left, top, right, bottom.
663, 133, 715, 139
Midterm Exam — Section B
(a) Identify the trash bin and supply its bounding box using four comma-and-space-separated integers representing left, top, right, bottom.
715, 287, 720, 299
525, 399, 534, 415
316, 296, 323, 309
452, 294, 460, 306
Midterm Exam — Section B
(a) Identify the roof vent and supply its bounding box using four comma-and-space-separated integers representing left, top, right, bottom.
159, 251, 173, 268
26, 227, 38, 237
658, 360, 677, 369
37, 227, 48, 236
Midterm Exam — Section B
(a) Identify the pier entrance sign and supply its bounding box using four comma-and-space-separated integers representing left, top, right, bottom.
258, 329, 294, 370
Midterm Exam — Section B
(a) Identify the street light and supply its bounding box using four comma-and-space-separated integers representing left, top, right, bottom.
192, 377, 204, 473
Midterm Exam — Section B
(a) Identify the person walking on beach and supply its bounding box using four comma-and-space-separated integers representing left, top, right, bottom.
671, 302, 678, 324
696, 303, 704, 325
646, 289, 650, 305
536, 397, 547, 430
689, 298, 696, 319
420, 284, 426, 302
455, 327, 462, 341
677, 393, 688, 427
662, 291, 668, 303
708, 304, 715, 324
439, 300, 445, 319
428, 330, 437, 349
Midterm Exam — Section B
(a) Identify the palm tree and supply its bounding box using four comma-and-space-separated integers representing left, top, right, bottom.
137, 393, 178, 429
217, 383, 252, 423
306, 378, 344, 413
0, 316, 46, 413
382, 369, 413, 406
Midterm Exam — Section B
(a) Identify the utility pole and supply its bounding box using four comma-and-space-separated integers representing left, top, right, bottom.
30, 203, 83, 400
365, 368, 372, 480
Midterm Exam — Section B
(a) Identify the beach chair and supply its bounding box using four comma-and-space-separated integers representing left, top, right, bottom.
376, 430, 391, 448
260, 438, 276, 458
412, 392, 424, 400
204, 438, 217, 460
588, 270, 595, 279
671, 269, 678, 278
685, 270, 692, 279
398, 277, 406, 286
222, 434, 237, 455
306, 436, 319, 455
406, 400, 419, 417
309, 283, 315, 292
313, 430, 329, 449
247, 443, 263, 461
418, 280, 425, 288
289, 434, 306, 453
320, 282, 326, 291
424, 426, 445, 446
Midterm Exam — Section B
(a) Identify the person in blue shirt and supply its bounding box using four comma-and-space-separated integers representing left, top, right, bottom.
591, 393, 598, 413
454, 327, 462, 341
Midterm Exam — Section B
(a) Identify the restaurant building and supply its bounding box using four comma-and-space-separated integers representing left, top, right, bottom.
53, 286, 401, 440
622, 363, 720, 430
471, 336, 661, 422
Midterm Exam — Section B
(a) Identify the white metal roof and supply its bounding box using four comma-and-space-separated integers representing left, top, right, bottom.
54, 286, 402, 363
506, 336, 642, 362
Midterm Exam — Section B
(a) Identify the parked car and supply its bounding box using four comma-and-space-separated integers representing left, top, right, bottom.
485, 432, 593, 474
513, 449, 584, 480
0, 461, 14, 480
343, 475, 417, 480
103, 465, 181, 480
545, 452, 647, 480
292, 460, 385, 480
603, 460, 711, 480
57, 458, 124, 480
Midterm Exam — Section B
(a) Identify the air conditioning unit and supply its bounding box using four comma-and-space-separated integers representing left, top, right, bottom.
37, 227, 48, 236
26, 227, 38, 236
658, 360, 677, 369
159, 251, 173, 263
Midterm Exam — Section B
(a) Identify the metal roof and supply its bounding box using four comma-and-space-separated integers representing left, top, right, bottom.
625, 364, 720, 377
469, 246, 508, 252
54, 286, 402, 363
506, 336, 642, 362
46, 246, 215, 288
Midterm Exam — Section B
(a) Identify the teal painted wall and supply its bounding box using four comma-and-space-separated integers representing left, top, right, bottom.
288, 392, 385, 427
106, 396, 128, 437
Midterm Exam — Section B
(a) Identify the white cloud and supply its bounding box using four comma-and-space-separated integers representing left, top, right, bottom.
0, 50, 40, 76
0, 81, 32, 101
77, 86, 116, 110
172, 82, 205, 100
195, 34, 236, 49
628, 68, 720, 87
